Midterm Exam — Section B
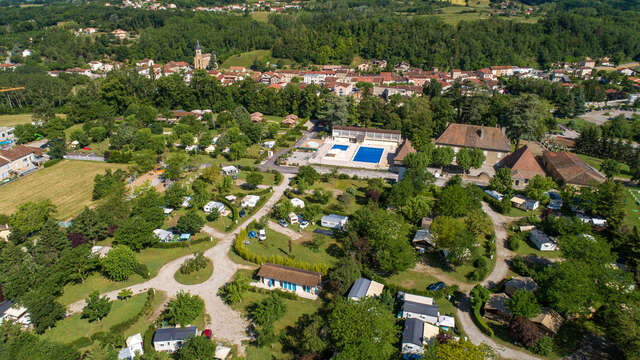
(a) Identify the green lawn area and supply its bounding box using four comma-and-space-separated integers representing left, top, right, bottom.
42, 293, 148, 344
124, 290, 167, 338
59, 240, 216, 305
0, 160, 128, 219
245, 228, 339, 266
511, 232, 563, 259
250, 11, 269, 23
221, 50, 272, 69
174, 258, 214, 285
623, 185, 640, 228
313, 178, 369, 215
576, 153, 631, 179
0, 113, 34, 126
386, 270, 440, 292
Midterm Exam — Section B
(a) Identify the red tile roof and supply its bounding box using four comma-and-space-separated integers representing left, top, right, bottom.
497, 145, 546, 180
0, 145, 42, 162
542, 151, 606, 186
435, 123, 511, 152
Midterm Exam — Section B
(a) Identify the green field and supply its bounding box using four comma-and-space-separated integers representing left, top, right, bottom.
576, 153, 631, 179
124, 290, 167, 338
245, 228, 339, 266
42, 293, 148, 344
221, 49, 295, 69
387, 270, 440, 292
59, 239, 216, 305
624, 185, 640, 228
174, 258, 214, 285
0, 160, 128, 219
0, 113, 34, 127
250, 11, 270, 23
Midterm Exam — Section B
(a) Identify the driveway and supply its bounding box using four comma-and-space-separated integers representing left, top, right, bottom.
67, 174, 295, 351
268, 220, 302, 240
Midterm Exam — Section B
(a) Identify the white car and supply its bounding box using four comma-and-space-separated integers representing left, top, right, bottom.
258, 229, 267, 241
299, 220, 309, 229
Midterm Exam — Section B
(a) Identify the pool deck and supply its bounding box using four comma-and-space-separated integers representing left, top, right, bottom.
308, 138, 397, 170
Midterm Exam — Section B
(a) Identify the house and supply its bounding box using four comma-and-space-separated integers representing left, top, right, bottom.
112, 29, 129, 40
221, 165, 238, 176
288, 212, 299, 224
321, 214, 348, 230
437, 315, 455, 330
412, 229, 435, 253
332, 126, 402, 145
241, 195, 260, 208
215, 345, 232, 360
256, 263, 322, 297
401, 318, 439, 356
401, 301, 439, 325
0, 301, 30, 327
435, 124, 511, 166
484, 293, 512, 324
290, 197, 305, 209
118, 333, 144, 360
250, 112, 264, 122
542, 151, 605, 187
153, 326, 198, 353
496, 145, 546, 187
392, 138, 416, 170
0, 145, 45, 178
203, 201, 230, 216
153, 229, 174, 242
531, 308, 564, 335
263, 140, 276, 149
510, 195, 539, 211
282, 114, 298, 127
529, 229, 557, 251
484, 189, 504, 201
21, 49, 32, 57
398, 292, 434, 306
347, 278, 384, 301
505, 276, 538, 297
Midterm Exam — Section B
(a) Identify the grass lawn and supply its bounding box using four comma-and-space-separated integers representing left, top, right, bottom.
623, 185, 640, 228
0, 160, 128, 219
576, 153, 631, 179
222, 50, 272, 69
124, 290, 167, 338
0, 113, 34, 126
250, 11, 270, 23
59, 240, 216, 305
511, 233, 563, 259
42, 293, 148, 344
245, 228, 339, 266
386, 270, 440, 292
174, 258, 214, 285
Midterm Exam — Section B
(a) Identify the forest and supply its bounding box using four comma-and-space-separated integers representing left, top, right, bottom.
0, 0, 639, 69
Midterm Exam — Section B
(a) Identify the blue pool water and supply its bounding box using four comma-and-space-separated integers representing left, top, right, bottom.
332, 144, 349, 151
353, 146, 384, 163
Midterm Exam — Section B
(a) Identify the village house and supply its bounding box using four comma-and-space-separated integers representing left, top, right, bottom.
0, 145, 44, 179
412, 228, 435, 254
255, 263, 322, 298
505, 276, 539, 297
542, 151, 606, 187
282, 114, 298, 127
496, 145, 546, 188
118, 333, 144, 360
0, 64, 16, 72
531, 308, 564, 335
401, 318, 439, 356
347, 278, 384, 301
203, 201, 230, 216
510, 195, 539, 211
153, 229, 174, 242
112, 29, 129, 40
250, 112, 264, 122
290, 197, 305, 209
391, 138, 416, 171
484, 293, 512, 324
152, 326, 198, 353
0, 301, 31, 327
435, 123, 511, 166
221, 165, 238, 176
401, 300, 440, 325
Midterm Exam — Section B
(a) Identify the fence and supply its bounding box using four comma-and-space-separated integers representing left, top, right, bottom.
64, 154, 106, 162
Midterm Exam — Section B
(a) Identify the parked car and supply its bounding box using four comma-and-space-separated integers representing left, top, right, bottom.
299, 220, 309, 229
279, 219, 288, 227
202, 329, 212, 339
427, 282, 446, 291
258, 229, 266, 240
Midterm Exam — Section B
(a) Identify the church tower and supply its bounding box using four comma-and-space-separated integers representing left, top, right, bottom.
194, 40, 212, 70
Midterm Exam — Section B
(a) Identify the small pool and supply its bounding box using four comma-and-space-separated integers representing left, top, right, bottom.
331, 144, 349, 151
353, 146, 384, 163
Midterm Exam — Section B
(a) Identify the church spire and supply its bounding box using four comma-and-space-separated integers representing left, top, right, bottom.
195, 40, 201, 52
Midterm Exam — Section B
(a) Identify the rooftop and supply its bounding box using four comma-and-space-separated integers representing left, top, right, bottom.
402, 301, 439, 317
542, 151, 606, 186
257, 263, 322, 287
153, 326, 198, 343
497, 145, 546, 180
435, 123, 511, 152
402, 318, 424, 346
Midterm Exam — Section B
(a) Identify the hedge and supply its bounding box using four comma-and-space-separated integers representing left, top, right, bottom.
109, 289, 156, 334
233, 229, 329, 275
43, 158, 61, 168
151, 236, 211, 249
471, 305, 494, 337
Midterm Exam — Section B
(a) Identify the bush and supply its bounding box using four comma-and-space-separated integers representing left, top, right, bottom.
151, 236, 210, 248
43, 159, 61, 168
510, 256, 534, 277
218, 274, 250, 305
472, 306, 494, 337
206, 210, 219, 222
135, 263, 150, 279
508, 233, 523, 251
110, 289, 155, 334
179, 252, 208, 275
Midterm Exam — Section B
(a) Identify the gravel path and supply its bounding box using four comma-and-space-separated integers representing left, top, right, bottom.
67, 174, 295, 352
267, 220, 302, 240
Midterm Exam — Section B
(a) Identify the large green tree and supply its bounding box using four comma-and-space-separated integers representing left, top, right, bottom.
164, 291, 204, 326
100, 245, 138, 281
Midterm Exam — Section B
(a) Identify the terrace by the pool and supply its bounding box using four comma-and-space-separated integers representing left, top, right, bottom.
353, 146, 384, 163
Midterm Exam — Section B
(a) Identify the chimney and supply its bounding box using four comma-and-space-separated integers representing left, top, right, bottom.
477, 128, 483, 139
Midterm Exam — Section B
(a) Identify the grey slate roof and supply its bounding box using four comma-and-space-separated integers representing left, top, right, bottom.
347, 278, 371, 299
402, 301, 439, 317
0, 300, 13, 317
402, 318, 424, 346
153, 326, 198, 342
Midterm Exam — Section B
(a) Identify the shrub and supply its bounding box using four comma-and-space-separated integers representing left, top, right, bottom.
134, 263, 150, 279
218, 274, 250, 305
508, 233, 523, 251
179, 252, 208, 275
472, 306, 494, 337
206, 210, 219, 222
43, 159, 61, 168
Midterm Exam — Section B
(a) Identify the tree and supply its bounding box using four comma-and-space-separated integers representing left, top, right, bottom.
507, 290, 540, 318
509, 316, 543, 348
24, 289, 66, 333
433, 339, 497, 360
455, 148, 472, 173
249, 293, 286, 327
489, 168, 512, 194
165, 153, 186, 181
164, 291, 204, 326
600, 158, 622, 179
538, 260, 601, 316
176, 336, 216, 360
433, 146, 454, 170
469, 148, 485, 169
524, 175, 556, 202
69, 207, 108, 245
176, 212, 205, 234
435, 184, 480, 217
506, 94, 548, 149
118, 288, 133, 300
100, 245, 138, 281
133, 150, 157, 173
82, 291, 112, 322
273, 199, 293, 220
217, 274, 250, 305
295, 166, 319, 187
0, 321, 79, 360
317, 95, 348, 129
8, 200, 56, 241
164, 183, 189, 209
328, 297, 398, 360
69, 129, 90, 147
114, 216, 156, 251
246, 172, 263, 189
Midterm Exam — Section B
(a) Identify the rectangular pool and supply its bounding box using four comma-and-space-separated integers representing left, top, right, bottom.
353, 146, 384, 163
332, 144, 349, 151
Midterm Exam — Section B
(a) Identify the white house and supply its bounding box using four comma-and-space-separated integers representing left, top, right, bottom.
203, 201, 230, 216
321, 214, 348, 230
241, 195, 260, 208
0, 302, 30, 327
401, 301, 439, 325
153, 229, 174, 242
21, 49, 32, 57
118, 333, 144, 360
399, 292, 434, 306
288, 212, 299, 224
263, 140, 276, 149
347, 278, 384, 301
401, 318, 439, 356
221, 165, 238, 176
153, 326, 198, 353
529, 229, 557, 251
290, 197, 305, 209
437, 315, 455, 330
510, 195, 539, 211
256, 263, 322, 298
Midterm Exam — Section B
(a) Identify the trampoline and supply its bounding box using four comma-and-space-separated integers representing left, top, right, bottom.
332, 144, 349, 151
353, 146, 383, 163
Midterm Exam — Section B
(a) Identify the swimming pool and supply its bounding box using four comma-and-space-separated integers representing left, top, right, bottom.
332, 144, 349, 151
353, 146, 384, 163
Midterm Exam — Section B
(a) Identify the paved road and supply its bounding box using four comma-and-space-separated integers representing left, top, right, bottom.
67, 174, 295, 351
